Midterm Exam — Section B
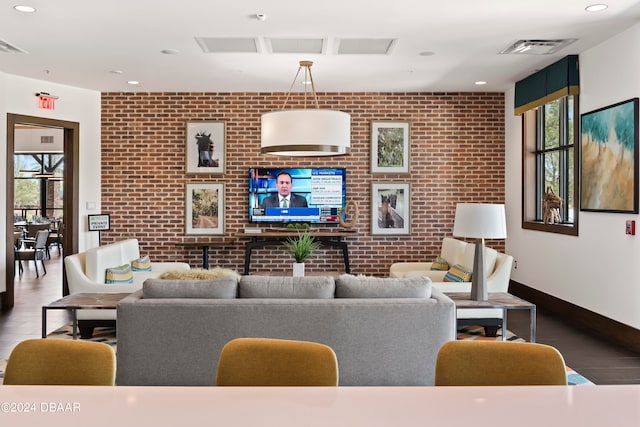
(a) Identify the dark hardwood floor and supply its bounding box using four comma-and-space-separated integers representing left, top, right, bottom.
2, 250, 640, 384
0, 248, 71, 361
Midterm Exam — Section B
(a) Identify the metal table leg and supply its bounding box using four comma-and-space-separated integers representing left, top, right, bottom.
201, 245, 209, 269
42, 306, 47, 338
502, 307, 508, 341
530, 305, 537, 342
72, 309, 78, 340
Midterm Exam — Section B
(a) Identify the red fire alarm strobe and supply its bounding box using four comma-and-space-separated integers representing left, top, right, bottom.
36, 92, 59, 110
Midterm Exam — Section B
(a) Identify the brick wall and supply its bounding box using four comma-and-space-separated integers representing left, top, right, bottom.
101, 92, 505, 276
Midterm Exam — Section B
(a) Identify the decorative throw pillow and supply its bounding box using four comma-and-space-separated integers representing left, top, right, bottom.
443, 264, 472, 282
430, 256, 450, 271
131, 255, 152, 271
105, 264, 134, 284
158, 267, 241, 280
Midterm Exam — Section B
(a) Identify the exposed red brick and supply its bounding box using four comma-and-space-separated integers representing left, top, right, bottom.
101, 92, 505, 276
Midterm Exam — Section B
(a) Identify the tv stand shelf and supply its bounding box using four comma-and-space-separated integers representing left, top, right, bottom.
237, 230, 356, 275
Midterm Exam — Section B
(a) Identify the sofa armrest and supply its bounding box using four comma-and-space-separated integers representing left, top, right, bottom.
486, 252, 513, 293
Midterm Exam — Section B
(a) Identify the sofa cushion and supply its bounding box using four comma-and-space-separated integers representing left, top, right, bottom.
443, 264, 472, 282
143, 277, 238, 299
239, 276, 335, 299
131, 255, 152, 271
105, 264, 134, 284
335, 275, 432, 298
158, 267, 240, 280
430, 256, 450, 271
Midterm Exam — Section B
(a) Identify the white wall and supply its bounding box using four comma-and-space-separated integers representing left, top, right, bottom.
0, 73, 102, 294
505, 22, 640, 330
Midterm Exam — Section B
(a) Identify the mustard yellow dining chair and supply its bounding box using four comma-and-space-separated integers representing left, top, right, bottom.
216, 338, 339, 386
435, 340, 567, 386
3, 339, 116, 385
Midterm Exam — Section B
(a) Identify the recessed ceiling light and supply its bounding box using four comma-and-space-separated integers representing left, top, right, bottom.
475, 81, 488, 85
127, 80, 140, 86
14, 5, 36, 13
419, 51, 436, 57
161, 49, 179, 55
585, 4, 608, 12
109, 70, 123, 75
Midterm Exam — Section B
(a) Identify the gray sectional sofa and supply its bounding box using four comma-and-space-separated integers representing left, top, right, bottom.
116, 274, 456, 386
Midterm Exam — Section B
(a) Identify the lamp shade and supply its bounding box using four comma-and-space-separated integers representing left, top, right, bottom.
453, 203, 507, 239
260, 109, 351, 156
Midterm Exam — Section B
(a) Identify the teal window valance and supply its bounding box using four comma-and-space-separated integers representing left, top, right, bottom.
514, 55, 579, 115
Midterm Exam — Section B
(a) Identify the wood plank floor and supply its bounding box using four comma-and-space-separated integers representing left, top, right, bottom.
2, 251, 640, 384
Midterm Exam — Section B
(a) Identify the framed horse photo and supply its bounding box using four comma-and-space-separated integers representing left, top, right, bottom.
185, 121, 225, 174
371, 182, 410, 235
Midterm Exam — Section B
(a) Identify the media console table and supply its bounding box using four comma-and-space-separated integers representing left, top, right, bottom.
238, 229, 356, 275
176, 239, 234, 269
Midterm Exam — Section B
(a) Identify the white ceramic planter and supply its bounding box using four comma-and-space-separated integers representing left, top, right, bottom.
292, 262, 305, 277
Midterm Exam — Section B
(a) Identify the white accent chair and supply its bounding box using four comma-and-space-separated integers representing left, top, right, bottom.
389, 237, 514, 336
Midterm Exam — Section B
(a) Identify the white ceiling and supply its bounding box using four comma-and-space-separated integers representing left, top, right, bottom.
1, 0, 639, 93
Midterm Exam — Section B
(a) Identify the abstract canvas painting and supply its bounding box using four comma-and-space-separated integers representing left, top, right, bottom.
580, 98, 639, 213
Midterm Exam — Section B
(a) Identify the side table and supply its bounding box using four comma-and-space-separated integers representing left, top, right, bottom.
42, 293, 131, 339
447, 292, 537, 342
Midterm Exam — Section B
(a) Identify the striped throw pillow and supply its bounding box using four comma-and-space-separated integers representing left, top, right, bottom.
131, 255, 152, 271
105, 264, 134, 284
443, 264, 472, 282
430, 256, 450, 271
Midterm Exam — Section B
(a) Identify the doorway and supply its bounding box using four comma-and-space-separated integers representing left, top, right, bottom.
3, 114, 79, 310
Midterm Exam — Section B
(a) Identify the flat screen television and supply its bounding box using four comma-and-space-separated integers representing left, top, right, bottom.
248, 167, 346, 224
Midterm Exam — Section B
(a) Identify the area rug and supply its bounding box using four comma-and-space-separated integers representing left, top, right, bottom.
0, 324, 593, 386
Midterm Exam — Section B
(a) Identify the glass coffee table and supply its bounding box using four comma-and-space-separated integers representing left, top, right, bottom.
446, 292, 537, 342
42, 293, 131, 339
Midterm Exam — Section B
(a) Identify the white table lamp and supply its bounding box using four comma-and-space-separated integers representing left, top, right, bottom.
453, 203, 507, 301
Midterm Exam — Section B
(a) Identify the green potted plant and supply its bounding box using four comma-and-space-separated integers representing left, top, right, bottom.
282, 231, 321, 276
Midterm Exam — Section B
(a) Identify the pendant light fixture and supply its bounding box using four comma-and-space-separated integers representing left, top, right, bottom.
261, 60, 351, 156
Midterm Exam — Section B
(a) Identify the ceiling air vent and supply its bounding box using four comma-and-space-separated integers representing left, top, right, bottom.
264, 38, 325, 54
336, 38, 396, 55
195, 37, 258, 53
0, 39, 27, 54
499, 39, 576, 55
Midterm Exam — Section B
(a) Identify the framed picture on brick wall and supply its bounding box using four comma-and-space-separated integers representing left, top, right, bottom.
185, 183, 225, 235
371, 182, 410, 235
186, 121, 225, 174
371, 121, 410, 173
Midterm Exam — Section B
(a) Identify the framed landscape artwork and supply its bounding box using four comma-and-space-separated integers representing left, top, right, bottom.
371, 121, 410, 173
185, 121, 225, 174
185, 183, 225, 235
580, 98, 639, 213
371, 182, 410, 235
